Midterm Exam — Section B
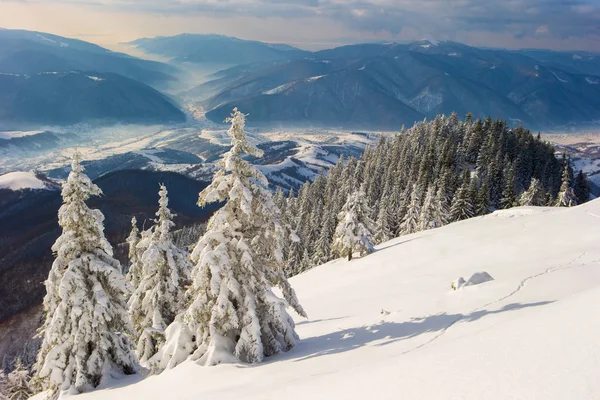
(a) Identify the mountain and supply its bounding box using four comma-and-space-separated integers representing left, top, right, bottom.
127, 34, 309, 65
0, 29, 180, 88
34, 199, 600, 399
0, 71, 186, 127
191, 40, 600, 129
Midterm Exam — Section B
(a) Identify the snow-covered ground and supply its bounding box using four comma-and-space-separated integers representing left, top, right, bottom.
47, 199, 600, 400
0, 171, 49, 190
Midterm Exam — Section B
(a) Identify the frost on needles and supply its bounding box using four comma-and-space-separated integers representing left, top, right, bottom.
35, 152, 138, 395
183, 108, 306, 366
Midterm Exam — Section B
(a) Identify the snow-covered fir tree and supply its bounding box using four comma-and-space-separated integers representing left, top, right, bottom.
450, 172, 475, 221
126, 217, 142, 285
374, 196, 394, 243
6, 360, 32, 400
399, 184, 422, 235
128, 185, 192, 365
35, 153, 137, 395
312, 210, 335, 265
332, 189, 375, 261
556, 162, 577, 207
519, 178, 546, 206
184, 108, 306, 366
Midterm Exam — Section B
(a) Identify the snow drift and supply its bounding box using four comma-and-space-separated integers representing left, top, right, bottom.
39, 199, 600, 400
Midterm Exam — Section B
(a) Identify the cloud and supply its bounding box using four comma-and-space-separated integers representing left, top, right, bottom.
2, 0, 600, 50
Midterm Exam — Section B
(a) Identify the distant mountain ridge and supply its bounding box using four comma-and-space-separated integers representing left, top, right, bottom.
185, 40, 600, 130
0, 29, 187, 128
127, 34, 309, 65
0, 29, 180, 88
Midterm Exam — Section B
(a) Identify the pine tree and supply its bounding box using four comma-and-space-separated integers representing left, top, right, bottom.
399, 184, 422, 235
6, 360, 32, 400
500, 164, 517, 209
419, 186, 440, 231
332, 189, 375, 261
35, 153, 137, 394
126, 217, 142, 285
574, 170, 591, 205
450, 171, 475, 221
129, 185, 192, 364
556, 162, 577, 207
185, 109, 306, 366
519, 178, 546, 206
374, 196, 394, 243
312, 210, 335, 265
475, 180, 491, 215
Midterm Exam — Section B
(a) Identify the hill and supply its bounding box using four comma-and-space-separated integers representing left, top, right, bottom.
47, 199, 600, 400
0, 71, 186, 127
193, 40, 600, 129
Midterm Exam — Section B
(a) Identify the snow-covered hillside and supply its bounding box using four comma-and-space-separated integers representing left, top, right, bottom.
42, 200, 600, 400
0, 171, 54, 190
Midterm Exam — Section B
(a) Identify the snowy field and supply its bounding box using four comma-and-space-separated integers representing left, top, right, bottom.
45, 199, 600, 400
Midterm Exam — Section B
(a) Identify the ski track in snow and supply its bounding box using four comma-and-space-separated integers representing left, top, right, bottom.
401, 251, 596, 357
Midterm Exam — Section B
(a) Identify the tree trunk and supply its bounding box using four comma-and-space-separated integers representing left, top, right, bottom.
347, 249, 352, 261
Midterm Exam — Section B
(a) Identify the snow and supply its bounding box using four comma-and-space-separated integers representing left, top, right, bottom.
0, 130, 44, 139
550, 71, 568, 83
45, 199, 600, 400
36, 34, 56, 44
586, 77, 599, 85
0, 171, 47, 190
306, 75, 326, 82
263, 82, 296, 95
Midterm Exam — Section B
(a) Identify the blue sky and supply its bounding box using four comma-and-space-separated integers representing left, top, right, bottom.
1, 0, 599, 51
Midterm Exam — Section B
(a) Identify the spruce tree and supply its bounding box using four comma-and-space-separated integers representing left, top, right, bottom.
126, 217, 142, 285
519, 178, 546, 206
574, 170, 591, 205
185, 109, 306, 366
374, 196, 394, 243
129, 185, 191, 364
312, 210, 335, 265
450, 171, 475, 221
399, 184, 422, 235
332, 189, 375, 261
419, 186, 440, 231
35, 153, 137, 394
476, 180, 491, 215
556, 162, 577, 207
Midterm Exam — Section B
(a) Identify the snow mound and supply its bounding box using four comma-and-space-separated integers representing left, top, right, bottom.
465, 271, 494, 286
0, 171, 47, 190
490, 206, 549, 218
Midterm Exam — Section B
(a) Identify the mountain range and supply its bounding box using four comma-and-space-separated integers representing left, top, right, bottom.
1, 30, 600, 130
169, 39, 600, 130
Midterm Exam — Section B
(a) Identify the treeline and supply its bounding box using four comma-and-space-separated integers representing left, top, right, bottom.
275, 114, 590, 275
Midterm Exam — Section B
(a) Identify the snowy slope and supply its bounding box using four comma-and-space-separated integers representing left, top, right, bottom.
0, 171, 50, 190
47, 200, 600, 400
